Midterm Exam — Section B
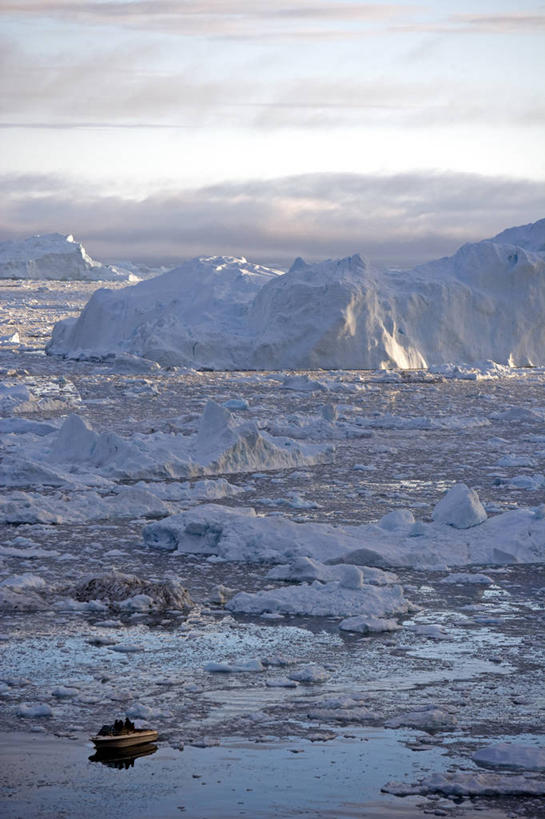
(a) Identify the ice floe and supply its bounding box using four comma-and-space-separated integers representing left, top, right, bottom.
144, 485, 545, 569
383, 770, 545, 797
226, 576, 409, 619
472, 742, 545, 771
385, 704, 457, 731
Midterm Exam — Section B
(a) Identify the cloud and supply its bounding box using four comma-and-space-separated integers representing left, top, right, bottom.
0, 1, 421, 39
392, 11, 545, 35
450, 12, 545, 33
1, 170, 543, 268
1, 36, 541, 130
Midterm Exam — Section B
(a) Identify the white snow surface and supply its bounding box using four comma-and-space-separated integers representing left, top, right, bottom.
0, 234, 137, 282
143, 486, 545, 569
46, 219, 545, 369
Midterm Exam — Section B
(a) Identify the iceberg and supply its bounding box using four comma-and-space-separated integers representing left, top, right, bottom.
46, 219, 545, 369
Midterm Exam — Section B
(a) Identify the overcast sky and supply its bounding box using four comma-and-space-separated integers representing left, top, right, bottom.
1, 0, 544, 266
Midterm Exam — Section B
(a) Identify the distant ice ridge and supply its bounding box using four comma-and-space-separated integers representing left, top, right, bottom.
0, 233, 137, 282
143, 484, 545, 569
47, 218, 545, 369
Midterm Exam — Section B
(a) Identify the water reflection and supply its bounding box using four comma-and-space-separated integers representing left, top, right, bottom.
89, 743, 158, 770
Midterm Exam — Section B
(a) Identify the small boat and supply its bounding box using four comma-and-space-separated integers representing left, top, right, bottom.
91, 729, 158, 749
91, 718, 158, 749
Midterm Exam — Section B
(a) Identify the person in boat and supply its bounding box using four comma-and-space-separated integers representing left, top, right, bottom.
97, 717, 136, 736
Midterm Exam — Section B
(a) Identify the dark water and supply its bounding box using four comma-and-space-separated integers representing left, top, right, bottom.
0, 731, 513, 819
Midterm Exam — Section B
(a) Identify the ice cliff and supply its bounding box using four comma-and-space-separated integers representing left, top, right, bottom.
0, 233, 137, 281
46, 218, 545, 369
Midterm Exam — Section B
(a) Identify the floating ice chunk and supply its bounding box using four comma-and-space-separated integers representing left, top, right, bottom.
339, 616, 401, 634
432, 484, 487, 529
491, 406, 545, 423
204, 660, 264, 673
117, 594, 154, 612
0, 587, 48, 612
109, 644, 145, 653
508, 474, 545, 490
288, 665, 329, 683
0, 495, 64, 525
408, 623, 449, 640
126, 703, 154, 719
227, 580, 409, 619
16, 703, 53, 718
280, 375, 328, 392
0, 573, 46, 592
307, 706, 375, 723
440, 572, 494, 585
52, 686, 79, 699
378, 509, 415, 531
0, 574, 48, 612
46, 221, 545, 370
222, 398, 249, 410
383, 770, 545, 797
0, 418, 57, 436
339, 615, 401, 634
0, 330, 20, 345
385, 704, 457, 730
86, 635, 117, 647
472, 743, 545, 771
497, 454, 536, 467
261, 654, 299, 667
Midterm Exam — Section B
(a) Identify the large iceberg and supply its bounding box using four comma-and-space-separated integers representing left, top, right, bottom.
0, 233, 137, 281
46, 219, 545, 369
47, 255, 282, 366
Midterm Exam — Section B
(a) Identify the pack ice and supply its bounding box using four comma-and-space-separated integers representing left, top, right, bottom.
47, 219, 545, 369
0, 233, 137, 282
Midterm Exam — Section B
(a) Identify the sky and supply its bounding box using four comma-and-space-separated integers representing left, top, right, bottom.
1, 0, 544, 267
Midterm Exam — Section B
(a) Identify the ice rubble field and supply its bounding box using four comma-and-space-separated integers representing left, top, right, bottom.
0, 230, 544, 815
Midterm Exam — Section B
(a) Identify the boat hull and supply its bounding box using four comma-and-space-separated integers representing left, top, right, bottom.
91, 730, 158, 749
